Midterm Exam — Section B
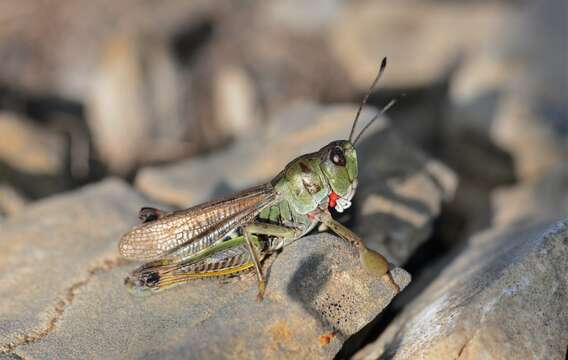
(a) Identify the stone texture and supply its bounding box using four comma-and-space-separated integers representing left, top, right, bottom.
327, 0, 510, 90
136, 102, 457, 263
355, 220, 568, 360
0, 179, 410, 359
0, 179, 147, 354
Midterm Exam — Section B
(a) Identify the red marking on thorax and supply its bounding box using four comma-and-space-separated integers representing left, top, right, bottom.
328, 192, 339, 209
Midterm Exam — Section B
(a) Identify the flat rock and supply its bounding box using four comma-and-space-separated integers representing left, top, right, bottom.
0, 179, 410, 359
136, 102, 456, 264
355, 219, 568, 360
0, 179, 147, 354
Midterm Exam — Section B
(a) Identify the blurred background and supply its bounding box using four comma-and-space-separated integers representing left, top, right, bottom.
0, 0, 566, 357
0, 0, 564, 202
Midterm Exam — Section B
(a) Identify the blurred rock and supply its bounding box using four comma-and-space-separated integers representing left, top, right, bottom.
0, 179, 410, 359
0, 183, 28, 217
328, 0, 510, 90
197, 6, 354, 119
0, 112, 70, 197
444, 0, 567, 239
137, 102, 456, 264
87, 33, 193, 175
0, 0, 220, 99
0, 112, 65, 175
260, 0, 342, 34
492, 167, 568, 228
213, 64, 261, 138
449, 0, 567, 183
355, 220, 568, 360
354, 128, 457, 264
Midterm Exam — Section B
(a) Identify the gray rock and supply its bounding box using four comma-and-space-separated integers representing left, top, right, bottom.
0, 179, 147, 354
136, 102, 456, 263
354, 127, 457, 263
492, 167, 568, 228
355, 219, 568, 360
0, 0, 221, 99
449, 0, 568, 184
327, 1, 511, 90
0, 179, 410, 359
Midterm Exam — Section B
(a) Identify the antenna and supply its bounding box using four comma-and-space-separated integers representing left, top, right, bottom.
348, 57, 388, 143
352, 98, 397, 145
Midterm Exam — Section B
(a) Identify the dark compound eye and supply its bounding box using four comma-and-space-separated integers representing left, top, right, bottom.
330, 146, 346, 166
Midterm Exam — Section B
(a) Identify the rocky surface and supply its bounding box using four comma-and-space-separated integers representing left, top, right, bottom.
136, 102, 457, 264
0, 112, 65, 176
0, 184, 27, 218
492, 167, 568, 228
0, 1, 565, 359
327, 0, 510, 90
0, 0, 220, 99
0, 179, 410, 359
0, 112, 70, 198
355, 219, 568, 360
87, 33, 192, 175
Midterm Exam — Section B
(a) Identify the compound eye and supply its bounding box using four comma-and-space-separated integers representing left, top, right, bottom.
330, 146, 346, 166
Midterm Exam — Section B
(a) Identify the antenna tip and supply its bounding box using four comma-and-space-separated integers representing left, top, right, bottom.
380, 57, 387, 69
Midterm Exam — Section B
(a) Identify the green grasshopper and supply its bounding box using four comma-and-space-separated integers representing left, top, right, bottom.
118, 58, 397, 301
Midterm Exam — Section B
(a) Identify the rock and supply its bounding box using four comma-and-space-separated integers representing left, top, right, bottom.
0, 179, 147, 355
87, 33, 193, 175
355, 219, 568, 360
443, 0, 568, 238
0, 112, 65, 176
492, 167, 568, 228
0, 180, 410, 359
327, 0, 510, 90
354, 127, 457, 263
449, 0, 567, 184
213, 64, 261, 139
0, 184, 28, 217
0, 0, 220, 99
136, 102, 457, 264
259, 0, 342, 34
0, 112, 69, 198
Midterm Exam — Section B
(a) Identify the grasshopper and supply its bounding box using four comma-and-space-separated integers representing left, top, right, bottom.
118, 58, 397, 301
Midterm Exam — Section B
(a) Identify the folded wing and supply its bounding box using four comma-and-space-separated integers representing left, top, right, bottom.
119, 184, 277, 261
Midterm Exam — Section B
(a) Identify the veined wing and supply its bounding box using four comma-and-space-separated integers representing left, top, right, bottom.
118, 183, 277, 261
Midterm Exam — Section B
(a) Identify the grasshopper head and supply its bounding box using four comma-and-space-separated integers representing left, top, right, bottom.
319, 140, 358, 212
